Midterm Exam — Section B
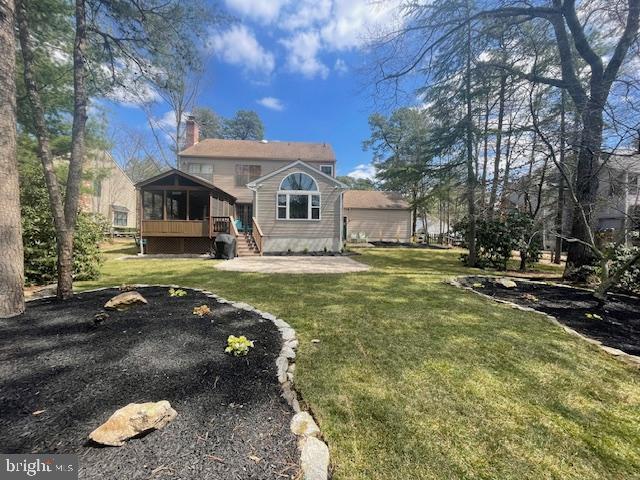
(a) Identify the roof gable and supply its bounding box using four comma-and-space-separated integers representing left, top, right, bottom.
246, 160, 347, 189
135, 168, 236, 202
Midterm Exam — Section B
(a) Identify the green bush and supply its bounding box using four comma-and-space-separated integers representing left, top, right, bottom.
609, 244, 640, 295
19, 138, 107, 285
455, 211, 542, 271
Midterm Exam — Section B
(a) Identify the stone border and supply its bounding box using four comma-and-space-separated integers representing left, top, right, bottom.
27, 285, 331, 480
447, 276, 640, 368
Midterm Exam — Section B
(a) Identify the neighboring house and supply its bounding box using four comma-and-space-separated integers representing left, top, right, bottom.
343, 191, 412, 242
508, 151, 640, 249
135, 116, 411, 255
81, 151, 137, 231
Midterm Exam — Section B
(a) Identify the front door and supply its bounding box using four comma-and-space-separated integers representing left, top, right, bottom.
235, 203, 253, 233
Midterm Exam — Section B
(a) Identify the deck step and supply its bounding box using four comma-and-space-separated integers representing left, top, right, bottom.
235, 234, 259, 257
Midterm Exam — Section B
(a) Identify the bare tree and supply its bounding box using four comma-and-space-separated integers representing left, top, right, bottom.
0, 0, 25, 317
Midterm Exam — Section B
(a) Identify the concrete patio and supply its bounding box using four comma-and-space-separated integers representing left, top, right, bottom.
214, 255, 370, 274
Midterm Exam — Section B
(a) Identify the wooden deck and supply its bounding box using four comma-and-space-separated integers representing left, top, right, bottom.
141, 217, 232, 238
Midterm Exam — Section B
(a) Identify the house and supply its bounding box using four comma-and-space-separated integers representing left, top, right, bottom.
81, 151, 137, 232
343, 191, 412, 242
135, 115, 414, 255
507, 151, 640, 249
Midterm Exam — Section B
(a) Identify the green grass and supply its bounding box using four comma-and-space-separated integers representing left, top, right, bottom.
79, 242, 640, 480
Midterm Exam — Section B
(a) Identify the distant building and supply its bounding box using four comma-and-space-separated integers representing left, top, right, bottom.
508, 151, 640, 249
81, 151, 137, 232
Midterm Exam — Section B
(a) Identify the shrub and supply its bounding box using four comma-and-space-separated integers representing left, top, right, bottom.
455, 211, 542, 271
609, 244, 640, 295
169, 288, 187, 297
19, 139, 106, 285
225, 335, 254, 356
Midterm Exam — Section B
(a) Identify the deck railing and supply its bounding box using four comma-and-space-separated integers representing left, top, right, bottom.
141, 220, 208, 237
210, 216, 231, 237
229, 215, 239, 256
252, 217, 263, 255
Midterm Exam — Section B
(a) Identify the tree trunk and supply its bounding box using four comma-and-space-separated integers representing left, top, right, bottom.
565, 100, 604, 273
17, 0, 72, 299
500, 123, 514, 210
553, 90, 566, 264
56, 0, 89, 299
488, 74, 506, 219
464, 9, 477, 266
0, 0, 25, 318
480, 94, 490, 215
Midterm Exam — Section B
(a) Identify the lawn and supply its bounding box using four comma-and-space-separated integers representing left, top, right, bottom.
78, 242, 640, 480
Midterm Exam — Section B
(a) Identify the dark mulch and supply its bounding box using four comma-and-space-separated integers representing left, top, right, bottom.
460, 276, 640, 356
0, 287, 299, 479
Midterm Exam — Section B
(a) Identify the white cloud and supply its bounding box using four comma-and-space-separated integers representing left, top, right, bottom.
320, 0, 401, 51
334, 58, 348, 74
257, 96, 285, 111
347, 163, 377, 181
280, 0, 332, 30
208, 25, 275, 76
280, 31, 329, 79
224, 0, 291, 23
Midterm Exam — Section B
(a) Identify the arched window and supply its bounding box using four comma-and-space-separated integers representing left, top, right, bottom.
277, 172, 320, 220
279, 172, 318, 191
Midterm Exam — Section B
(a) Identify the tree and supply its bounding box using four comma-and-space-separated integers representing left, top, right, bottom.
364, 108, 432, 236
193, 106, 223, 139
17, 0, 210, 298
223, 110, 265, 140
336, 175, 376, 190
371, 0, 640, 275
0, 0, 25, 317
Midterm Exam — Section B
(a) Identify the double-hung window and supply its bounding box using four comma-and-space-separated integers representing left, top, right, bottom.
277, 172, 320, 220
113, 210, 128, 226
187, 162, 213, 179
235, 165, 262, 186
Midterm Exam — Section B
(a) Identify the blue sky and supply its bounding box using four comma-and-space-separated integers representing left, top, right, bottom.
101, 0, 405, 180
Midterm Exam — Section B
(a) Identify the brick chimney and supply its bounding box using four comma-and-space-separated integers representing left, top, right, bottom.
185, 115, 199, 148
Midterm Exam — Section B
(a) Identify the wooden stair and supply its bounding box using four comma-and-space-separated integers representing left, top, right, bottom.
236, 233, 259, 257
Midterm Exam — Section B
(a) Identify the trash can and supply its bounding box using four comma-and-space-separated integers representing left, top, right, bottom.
214, 234, 236, 260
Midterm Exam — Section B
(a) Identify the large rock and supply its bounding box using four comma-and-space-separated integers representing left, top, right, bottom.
89, 401, 177, 446
299, 436, 329, 480
495, 278, 517, 289
291, 412, 320, 438
104, 291, 148, 311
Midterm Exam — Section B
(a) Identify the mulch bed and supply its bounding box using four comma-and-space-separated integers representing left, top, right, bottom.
0, 287, 299, 479
460, 276, 640, 356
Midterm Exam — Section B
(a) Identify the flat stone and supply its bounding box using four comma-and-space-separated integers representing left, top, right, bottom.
601, 345, 625, 356
261, 312, 277, 321
287, 363, 296, 374
276, 356, 289, 383
291, 412, 320, 438
232, 302, 254, 311
104, 291, 148, 311
281, 381, 301, 413
495, 278, 517, 289
280, 328, 296, 341
273, 318, 291, 329
281, 346, 296, 360
299, 436, 329, 480
285, 339, 299, 350
89, 401, 177, 447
